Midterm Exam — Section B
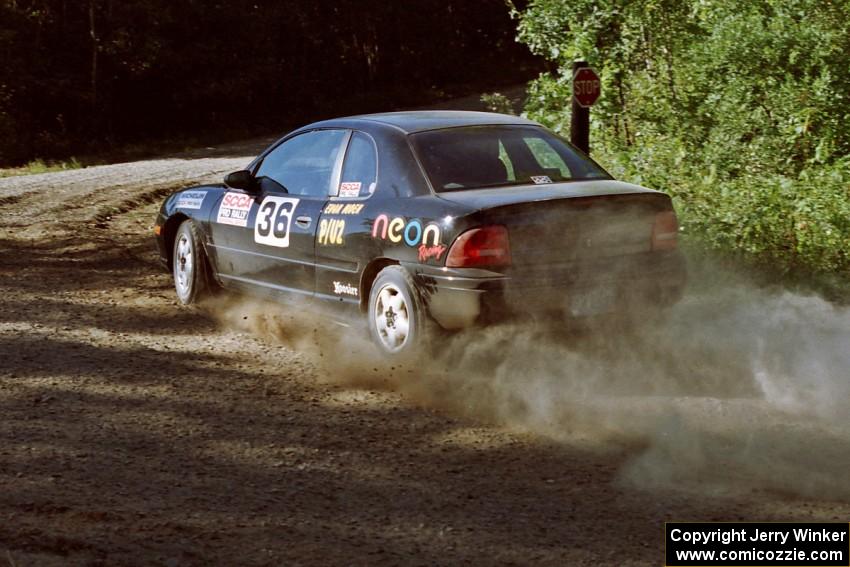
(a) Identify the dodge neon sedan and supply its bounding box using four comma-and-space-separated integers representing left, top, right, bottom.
154, 111, 686, 356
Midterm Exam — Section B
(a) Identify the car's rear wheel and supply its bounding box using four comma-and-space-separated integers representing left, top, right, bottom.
173, 220, 210, 305
368, 265, 426, 357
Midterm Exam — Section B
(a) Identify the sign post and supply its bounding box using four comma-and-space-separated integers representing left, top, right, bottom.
570, 61, 601, 155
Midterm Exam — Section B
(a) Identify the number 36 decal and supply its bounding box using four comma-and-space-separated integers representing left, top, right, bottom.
254, 196, 300, 248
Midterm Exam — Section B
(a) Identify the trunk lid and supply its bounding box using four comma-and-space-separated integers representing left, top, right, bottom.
440, 180, 672, 266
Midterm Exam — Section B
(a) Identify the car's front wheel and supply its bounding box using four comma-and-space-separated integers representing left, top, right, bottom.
368, 265, 427, 357
172, 220, 210, 305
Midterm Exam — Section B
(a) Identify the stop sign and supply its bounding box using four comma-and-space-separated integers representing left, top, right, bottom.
573, 67, 601, 107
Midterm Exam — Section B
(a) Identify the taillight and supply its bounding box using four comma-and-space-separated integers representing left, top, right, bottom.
652, 211, 678, 251
446, 225, 511, 268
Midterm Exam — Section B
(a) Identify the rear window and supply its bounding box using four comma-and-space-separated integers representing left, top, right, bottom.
410, 125, 610, 192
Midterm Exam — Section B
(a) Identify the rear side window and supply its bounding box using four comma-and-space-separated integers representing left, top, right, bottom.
337, 132, 377, 199
256, 129, 347, 198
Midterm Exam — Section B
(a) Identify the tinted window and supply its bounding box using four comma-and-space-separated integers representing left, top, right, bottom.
410, 126, 610, 192
337, 132, 377, 198
256, 129, 347, 197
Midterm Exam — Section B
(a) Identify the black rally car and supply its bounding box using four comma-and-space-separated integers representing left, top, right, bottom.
154, 111, 685, 355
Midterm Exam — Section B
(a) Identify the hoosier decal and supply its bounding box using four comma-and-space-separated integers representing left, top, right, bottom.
332, 281, 359, 297
217, 192, 254, 227
175, 190, 207, 209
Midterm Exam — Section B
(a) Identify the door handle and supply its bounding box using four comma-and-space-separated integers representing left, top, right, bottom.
295, 216, 312, 228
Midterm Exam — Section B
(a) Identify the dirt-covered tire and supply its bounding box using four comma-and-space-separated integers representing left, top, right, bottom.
172, 220, 210, 305
368, 265, 428, 358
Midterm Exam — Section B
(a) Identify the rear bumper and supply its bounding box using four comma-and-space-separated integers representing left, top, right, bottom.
406, 251, 687, 329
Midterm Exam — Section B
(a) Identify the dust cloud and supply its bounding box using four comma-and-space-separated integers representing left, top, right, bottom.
204, 267, 850, 501
204, 293, 394, 390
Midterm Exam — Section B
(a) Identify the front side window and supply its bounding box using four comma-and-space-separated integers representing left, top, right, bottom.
256, 129, 347, 198
337, 132, 377, 198
410, 125, 610, 192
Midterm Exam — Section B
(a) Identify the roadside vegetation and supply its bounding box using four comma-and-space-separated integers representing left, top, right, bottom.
510, 0, 850, 280
0, 157, 81, 178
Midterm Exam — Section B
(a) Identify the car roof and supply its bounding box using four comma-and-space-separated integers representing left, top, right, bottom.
318, 110, 540, 134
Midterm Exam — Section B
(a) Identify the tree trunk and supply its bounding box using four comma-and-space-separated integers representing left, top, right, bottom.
89, 0, 98, 111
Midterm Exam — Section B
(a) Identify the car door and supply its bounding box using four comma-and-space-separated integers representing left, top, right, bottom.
207, 189, 264, 282
315, 131, 379, 304
250, 128, 350, 295
214, 129, 349, 297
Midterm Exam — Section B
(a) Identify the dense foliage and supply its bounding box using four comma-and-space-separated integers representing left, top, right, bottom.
511, 0, 850, 275
0, 0, 537, 166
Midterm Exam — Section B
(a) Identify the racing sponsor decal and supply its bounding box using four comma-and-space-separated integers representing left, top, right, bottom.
175, 190, 207, 209
332, 281, 359, 297
318, 218, 345, 246
418, 244, 447, 262
372, 214, 445, 263
338, 182, 361, 198
372, 215, 441, 246
217, 192, 254, 227
254, 196, 299, 248
530, 175, 553, 184
323, 203, 365, 215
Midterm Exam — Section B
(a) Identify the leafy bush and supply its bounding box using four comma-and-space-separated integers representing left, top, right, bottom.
511, 0, 850, 275
480, 92, 516, 115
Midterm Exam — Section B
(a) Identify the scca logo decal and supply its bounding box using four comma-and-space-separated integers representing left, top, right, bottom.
372, 214, 441, 247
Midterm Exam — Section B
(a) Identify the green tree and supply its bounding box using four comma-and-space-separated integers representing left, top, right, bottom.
512, 0, 850, 275
0, 0, 538, 166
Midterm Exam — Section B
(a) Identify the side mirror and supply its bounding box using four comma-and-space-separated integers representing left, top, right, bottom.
224, 170, 256, 191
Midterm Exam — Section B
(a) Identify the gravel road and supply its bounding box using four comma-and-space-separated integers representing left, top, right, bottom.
2, 128, 850, 566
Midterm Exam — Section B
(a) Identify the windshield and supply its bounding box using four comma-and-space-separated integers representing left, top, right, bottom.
410, 125, 610, 192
